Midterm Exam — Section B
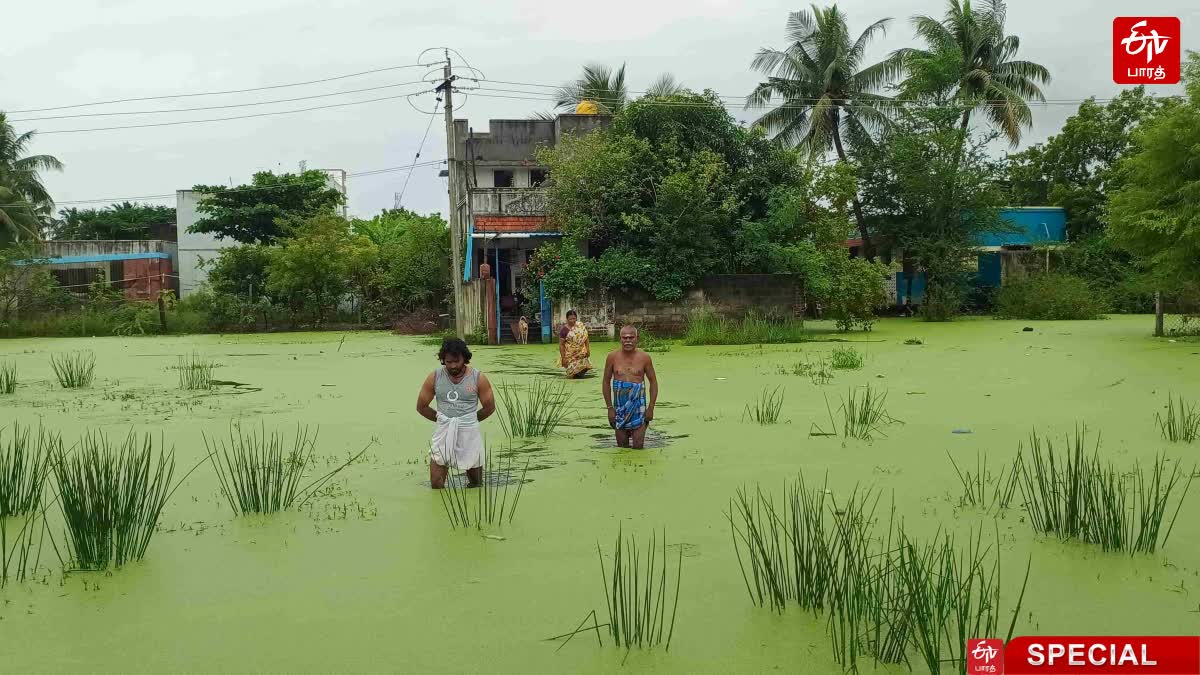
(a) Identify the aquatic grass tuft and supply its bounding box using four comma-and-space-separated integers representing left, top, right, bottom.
948, 452, 1022, 511
812, 385, 900, 440
786, 357, 833, 385
205, 422, 369, 515
50, 351, 96, 389
829, 346, 864, 370
684, 309, 809, 346
599, 525, 682, 651
438, 445, 529, 530
0, 423, 59, 518
496, 380, 574, 438
728, 475, 1030, 672
1, 507, 52, 587
1017, 426, 1194, 554
176, 353, 216, 391
1156, 393, 1200, 443
742, 386, 784, 425
0, 361, 17, 394
52, 430, 177, 570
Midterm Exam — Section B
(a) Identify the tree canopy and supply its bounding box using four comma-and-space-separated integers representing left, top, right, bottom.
0, 113, 63, 243
189, 170, 344, 244
51, 202, 176, 241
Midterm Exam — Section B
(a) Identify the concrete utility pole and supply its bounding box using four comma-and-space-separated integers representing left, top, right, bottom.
439, 52, 465, 337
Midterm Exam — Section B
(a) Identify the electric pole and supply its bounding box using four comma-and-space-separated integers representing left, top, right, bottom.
439, 51, 465, 337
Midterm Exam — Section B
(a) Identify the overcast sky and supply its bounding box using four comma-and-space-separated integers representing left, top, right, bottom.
6, 0, 1196, 221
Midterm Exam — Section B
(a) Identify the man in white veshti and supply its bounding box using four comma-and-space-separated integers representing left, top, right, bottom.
415, 337, 495, 489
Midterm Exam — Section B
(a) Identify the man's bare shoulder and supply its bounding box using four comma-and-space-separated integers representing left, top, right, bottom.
636, 350, 654, 366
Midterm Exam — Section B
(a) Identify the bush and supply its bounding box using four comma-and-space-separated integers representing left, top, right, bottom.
995, 273, 1108, 320
823, 256, 889, 331
921, 281, 965, 322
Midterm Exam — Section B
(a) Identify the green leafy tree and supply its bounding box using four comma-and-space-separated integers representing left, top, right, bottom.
52, 202, 176, 240
351, 208, 445, 246
266, 214, 370, 324
0, 113, 63, 243
890, 0, 1050, 146
747, 5, 895, 258
368, 212, 450, 315
855, 107, 1006, 319
190, 170, 344, 244
553, 63, 685, 113
1006, 87, 1166, 238
1108, 53, 1200, 292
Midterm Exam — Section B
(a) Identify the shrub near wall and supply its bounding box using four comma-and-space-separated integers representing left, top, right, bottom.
995, 273, 1108, 320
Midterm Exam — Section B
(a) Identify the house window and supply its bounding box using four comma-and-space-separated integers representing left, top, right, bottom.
530, 169, 547, 187
493, 170, 514, 188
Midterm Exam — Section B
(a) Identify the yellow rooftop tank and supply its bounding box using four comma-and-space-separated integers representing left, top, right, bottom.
575, 99, 600, 115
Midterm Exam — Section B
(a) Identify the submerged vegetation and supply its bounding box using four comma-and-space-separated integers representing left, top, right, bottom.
812, 385, 899, 440
176, 353, 216, 391
205, 422, 368, 515
437, 447, 529, 530
1157, 394, 1200, 443
50, 350, 96, 388
52, 430, 176, 570
0, 422, 57, 518
496, 380, 574, 438
1016, 427, 1194, 554
742, 386, 784, 425
729, 476, 1029, 671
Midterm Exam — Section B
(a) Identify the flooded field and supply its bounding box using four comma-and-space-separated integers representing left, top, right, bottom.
1, 315, 1198, 673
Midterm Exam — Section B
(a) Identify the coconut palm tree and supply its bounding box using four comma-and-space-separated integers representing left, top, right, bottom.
747, 5, 895, 258
553, 63, 686, 114
0, 113, 62, 243
890, 0, 1050, 146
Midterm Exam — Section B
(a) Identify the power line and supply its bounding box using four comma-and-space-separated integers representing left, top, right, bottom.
9, 81, 433, 123
10, 61, 445, 114
0, 160, 447, 208
33, 91, 437, 135
396, 98, 442, 207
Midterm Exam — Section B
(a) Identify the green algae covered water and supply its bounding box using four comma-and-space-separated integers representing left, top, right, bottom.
1, 316, 1199, 673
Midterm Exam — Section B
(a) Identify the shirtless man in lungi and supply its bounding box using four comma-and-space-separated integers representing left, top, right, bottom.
602, 325, 659, 449
416, 337, 495, 489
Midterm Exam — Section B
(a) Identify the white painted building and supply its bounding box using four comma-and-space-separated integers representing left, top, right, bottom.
174, 190, 238, 298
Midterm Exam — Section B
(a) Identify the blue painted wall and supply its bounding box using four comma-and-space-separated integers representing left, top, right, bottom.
976, 207, 1066, 247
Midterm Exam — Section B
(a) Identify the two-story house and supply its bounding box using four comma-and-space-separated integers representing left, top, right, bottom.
452, 113, 612, 343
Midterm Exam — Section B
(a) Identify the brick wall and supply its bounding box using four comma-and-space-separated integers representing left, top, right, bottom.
474, 216, 548, 233
571, 274, 805, 336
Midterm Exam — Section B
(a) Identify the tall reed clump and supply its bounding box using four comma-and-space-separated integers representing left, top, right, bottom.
1157, 393, 1200, 443
1017, 426, 1194, 554
948, 452, 1023, 511
496, 380, 574, 438
177, 353, 216, 391
1, 507, 50, 587
684, 310, 809, 346
204, 422, 368, 515
52, 430, 176, 570
742, 386, 784, 425
0, 361, 17, 394
599, 526, 682, 650
829, 346, 864, 370
0, 423, 60, 518
812, 385, 900, 440
438, 446, 530, 530
728, 475, 1030, 672
50, 351, 96, 389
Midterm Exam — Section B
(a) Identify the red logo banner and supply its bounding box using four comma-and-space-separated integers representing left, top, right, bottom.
1004, 636, 1200, 674
1113, 17, 1181, 84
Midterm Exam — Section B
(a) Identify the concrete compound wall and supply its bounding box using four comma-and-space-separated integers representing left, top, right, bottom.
565, 274, 805, 337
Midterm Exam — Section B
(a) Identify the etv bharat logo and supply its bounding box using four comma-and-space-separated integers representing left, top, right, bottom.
968, 639, 1004, 674
1113, 17, 1180, 84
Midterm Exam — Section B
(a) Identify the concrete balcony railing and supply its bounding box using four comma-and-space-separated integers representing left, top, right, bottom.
469, 188, 547, 216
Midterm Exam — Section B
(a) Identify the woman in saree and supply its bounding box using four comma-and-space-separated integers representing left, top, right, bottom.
557, 309, 593, 378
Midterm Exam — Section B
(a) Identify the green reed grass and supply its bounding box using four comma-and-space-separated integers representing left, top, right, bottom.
1, 507, 52, 587
684, 309, 809, 346
438, 446, 530, 530
813, 385, 899, 440
496, 380, 574, 438
0, 423, 60, 518
599, 526, 682, 650
52, 430, 177, 570
948, 452, 1023, 511
785, 357, 833, 385
50, 351, 96, 389
176, 353, 216, 391
1157, 393, 1200, 443
205, 422, 367, 515
729, 475, 1030, 671
829, 346, 864, 370
1017, 426, 1194, 554
742, 386, 784, 425
0, 361, 17, 394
